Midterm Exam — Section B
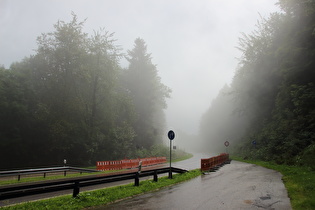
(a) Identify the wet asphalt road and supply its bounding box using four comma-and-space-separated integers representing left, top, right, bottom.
0, 154, 292, 209
96, 160, 292, 210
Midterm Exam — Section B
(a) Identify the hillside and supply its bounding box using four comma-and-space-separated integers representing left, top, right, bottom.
200, 0, 315, 168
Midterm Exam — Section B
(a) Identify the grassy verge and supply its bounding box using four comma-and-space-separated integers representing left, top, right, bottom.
171, 153, 193, 163
1, 169, 202, 210
232, 156, 315, 210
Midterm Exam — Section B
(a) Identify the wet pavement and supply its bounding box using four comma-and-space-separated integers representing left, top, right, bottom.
171, 153, 214, 170
96, 160, 292, 210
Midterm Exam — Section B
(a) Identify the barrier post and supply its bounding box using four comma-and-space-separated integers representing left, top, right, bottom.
154, 170, 158, 182
73, 181, 80, 197
134, 173, 139, 186
169, 139, 173, 179
138, 161, 142, 174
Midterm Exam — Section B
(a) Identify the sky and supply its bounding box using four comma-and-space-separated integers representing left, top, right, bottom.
0, 0, 279, 135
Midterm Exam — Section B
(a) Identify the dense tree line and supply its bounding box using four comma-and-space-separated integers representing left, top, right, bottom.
0, 14, 171, 169
200, 0, 315, 168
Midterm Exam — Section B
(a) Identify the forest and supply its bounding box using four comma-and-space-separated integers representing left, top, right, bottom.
1, 0, 314, 170
200, 0, 315, 169
0, 15, 171, 169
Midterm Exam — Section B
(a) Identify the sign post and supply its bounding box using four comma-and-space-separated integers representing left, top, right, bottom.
224, 141, 230, 153
167, 130, 175, 179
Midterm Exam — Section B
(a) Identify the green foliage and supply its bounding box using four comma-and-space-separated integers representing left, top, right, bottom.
124, 38, 171, 149
299, 143, 315, 170
0, 14, 169, 169
131, 144, 191, 162
200, 0, 315, 168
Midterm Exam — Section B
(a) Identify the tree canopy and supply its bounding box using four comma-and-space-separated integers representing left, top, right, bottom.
199, 0, 315, 168
124, 38, 171, 149
0, 14, 170, 169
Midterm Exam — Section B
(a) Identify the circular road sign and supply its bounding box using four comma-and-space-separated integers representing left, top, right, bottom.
224, 141, 230, 147
168, 130, 175, 140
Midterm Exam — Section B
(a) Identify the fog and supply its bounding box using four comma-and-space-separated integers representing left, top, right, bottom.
0, 0, 279, 135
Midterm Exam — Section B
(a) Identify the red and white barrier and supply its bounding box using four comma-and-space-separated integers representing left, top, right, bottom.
200, 153, 230, 171
96, 157, 167, 171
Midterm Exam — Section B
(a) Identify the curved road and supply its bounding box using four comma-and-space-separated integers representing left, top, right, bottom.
1, 153, 292, 209
97, 157, 292, 210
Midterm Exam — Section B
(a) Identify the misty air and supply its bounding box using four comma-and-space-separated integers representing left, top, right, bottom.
0, 0, 314, 209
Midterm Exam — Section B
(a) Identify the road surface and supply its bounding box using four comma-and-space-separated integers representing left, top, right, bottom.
0, 154, 292, 209
96, 160, 292, 210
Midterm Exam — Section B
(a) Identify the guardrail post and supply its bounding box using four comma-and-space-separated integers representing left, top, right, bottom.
168, 167, 172, 179
153, 170, 158, 182
18, 174, 21, 181
73, 181, 80, 197
44, 173, 46, 178
138, 161, 142, 174
64, 171, 67, 176
134, 173, 139, 186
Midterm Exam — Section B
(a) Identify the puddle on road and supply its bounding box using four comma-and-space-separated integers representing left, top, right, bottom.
260, 194, 271, 200
243, 200, 253, 204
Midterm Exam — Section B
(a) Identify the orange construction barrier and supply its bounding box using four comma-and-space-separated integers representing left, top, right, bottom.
96, 156, 167, 171
200, 153, 230, 172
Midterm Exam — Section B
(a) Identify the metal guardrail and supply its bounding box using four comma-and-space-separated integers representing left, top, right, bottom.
0, 166, 98, 181
0, 166, 98, 176
0, 167, 188, 200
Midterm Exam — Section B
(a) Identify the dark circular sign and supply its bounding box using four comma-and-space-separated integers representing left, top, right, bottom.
224, 141, 230, 147
168, 130, 175, 140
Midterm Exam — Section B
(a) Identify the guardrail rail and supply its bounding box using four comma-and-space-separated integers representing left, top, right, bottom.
0, 167, 187, 200
0, 166, 98, 181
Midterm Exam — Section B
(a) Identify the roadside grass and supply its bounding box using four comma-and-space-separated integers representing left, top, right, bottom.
171, 153, 193, 163
1, 169, 202, 210
232, 156, 315, 210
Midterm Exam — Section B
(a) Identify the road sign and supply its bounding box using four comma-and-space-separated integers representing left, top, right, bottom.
168, 130, 175, 140
224, 141, 230, 147
167, 130, 175, 179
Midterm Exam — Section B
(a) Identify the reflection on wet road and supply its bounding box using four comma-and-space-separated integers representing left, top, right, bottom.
171, 153, 215, 170
97, 158, 292, 210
